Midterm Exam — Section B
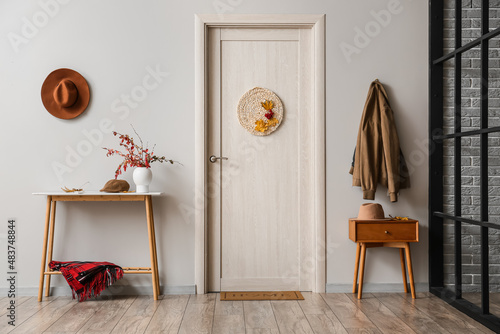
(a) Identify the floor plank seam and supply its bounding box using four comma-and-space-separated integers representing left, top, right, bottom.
344, 293, 384, 333
269, 300, 283, 334
179, 294, 190, 334
109, 295, 138, 334
296, 297, 312, 333
296, 297, 319, 333
176, 294, 192, 334
241, 299, 247, 334
293, 299, 314, 333
374, 293, 451, 334
142, 298, 158, 334
318, 293, 350, 334
74, 299, 105, 334
371, 294, 418, 334
73, 298, 108, 333
7, 296, 31, 311
211, 294, 217, 334
18, 296, 61, 334
56, 299, 81, 331
38, 297, 78, 333
177, 295, 191, 334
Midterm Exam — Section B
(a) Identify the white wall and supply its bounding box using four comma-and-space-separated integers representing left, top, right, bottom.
0, 0, 428, 293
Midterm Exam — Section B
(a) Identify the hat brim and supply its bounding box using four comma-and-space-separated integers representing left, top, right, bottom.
41, 68, 90, 120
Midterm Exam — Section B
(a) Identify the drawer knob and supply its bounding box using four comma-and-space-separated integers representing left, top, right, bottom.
385, 230, 389, 234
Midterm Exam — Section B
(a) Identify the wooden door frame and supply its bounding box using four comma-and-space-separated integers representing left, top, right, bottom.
194, 14, 326, 294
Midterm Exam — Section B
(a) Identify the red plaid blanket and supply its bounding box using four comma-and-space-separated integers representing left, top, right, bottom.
49, 261, 124, 302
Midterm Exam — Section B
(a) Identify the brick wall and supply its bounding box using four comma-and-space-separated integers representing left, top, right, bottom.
443, 0, 500, 293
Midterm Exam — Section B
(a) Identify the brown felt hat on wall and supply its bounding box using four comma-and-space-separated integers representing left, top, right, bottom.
357, 203, 386, 220
41, 68, 90, 120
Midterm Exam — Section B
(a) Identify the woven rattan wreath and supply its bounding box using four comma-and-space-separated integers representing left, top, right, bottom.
237, 87, 284, 136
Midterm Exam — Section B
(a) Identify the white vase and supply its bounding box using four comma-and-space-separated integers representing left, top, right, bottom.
133, 167, 152, 193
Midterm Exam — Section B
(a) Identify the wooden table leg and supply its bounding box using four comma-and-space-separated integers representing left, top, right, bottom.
400, 248, 408, 293
358, 243, 367, 299
353, 243, 361, 293
38, 196, 52, 302
145, 196, 159, 300
404, 243, 416, 299
148, 196, 160, 294
45, 201, 57, 297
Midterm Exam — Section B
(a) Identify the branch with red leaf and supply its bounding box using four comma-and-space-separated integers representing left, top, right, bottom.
103, 126, 180, 179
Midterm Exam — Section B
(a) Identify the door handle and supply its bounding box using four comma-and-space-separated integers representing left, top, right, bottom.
209, 155, 228, 163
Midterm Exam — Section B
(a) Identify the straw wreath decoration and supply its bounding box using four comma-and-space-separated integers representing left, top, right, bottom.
237, 87, 284, 136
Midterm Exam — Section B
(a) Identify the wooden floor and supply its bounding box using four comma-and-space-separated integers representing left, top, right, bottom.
0, 292, 496, 333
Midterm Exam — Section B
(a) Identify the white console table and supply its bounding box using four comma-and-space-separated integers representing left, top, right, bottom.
33, 191, 162, 301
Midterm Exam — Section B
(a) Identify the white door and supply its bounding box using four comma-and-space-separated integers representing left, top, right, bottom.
207, 27, 314, 292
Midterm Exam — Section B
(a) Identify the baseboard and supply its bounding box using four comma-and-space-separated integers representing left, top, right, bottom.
326, 283, 428, 293
0, 284, 196, 296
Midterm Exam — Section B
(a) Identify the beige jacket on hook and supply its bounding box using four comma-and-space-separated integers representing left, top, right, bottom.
349, 79, 410, 202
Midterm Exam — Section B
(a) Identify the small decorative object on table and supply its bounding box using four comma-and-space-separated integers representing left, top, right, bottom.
61, 186, 84, 194
61, 181, 89, 194
103, 126, 179, 193
100, 179, 130, 193
389, 215, 409, 221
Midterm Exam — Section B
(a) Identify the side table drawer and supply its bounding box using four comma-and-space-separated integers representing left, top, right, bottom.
351, 221, 418, 242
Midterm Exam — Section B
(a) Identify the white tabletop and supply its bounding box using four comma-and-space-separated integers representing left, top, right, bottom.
33, 191, 163, 196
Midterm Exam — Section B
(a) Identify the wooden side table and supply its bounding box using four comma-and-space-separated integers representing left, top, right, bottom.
349, 218, 419, 299
33, 192, 162, 301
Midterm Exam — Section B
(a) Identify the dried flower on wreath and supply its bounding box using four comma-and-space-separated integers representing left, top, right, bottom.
254, 99, 279, 133
102, 126, 179, 179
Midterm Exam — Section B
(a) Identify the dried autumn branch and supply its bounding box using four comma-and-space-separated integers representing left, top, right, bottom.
103, 126, 180, 179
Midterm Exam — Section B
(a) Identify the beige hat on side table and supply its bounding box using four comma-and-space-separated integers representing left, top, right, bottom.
357, 203, 386, 220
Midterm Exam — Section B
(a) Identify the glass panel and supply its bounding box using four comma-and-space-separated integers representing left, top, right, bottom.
463, 0, 482, 45
462, 47, 482, 132
462, 223, 482, 308
489, 36, 500, 127
462, 135, 481, 220
491, 0, 500, 31
444, 0, 455, 55
444, 138, 455, 215
489, 132, 500, 225
490, 227, 500, 316
444, 218, 457, 290
444, 58, 456, 136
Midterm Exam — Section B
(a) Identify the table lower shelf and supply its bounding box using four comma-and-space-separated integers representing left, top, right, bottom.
44, 267, 154, 275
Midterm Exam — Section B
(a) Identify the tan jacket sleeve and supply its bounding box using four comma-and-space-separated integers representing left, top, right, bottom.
378, 84, 401, 202
352, 83, 380, 200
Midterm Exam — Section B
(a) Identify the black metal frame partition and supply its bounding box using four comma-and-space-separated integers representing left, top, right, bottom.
429, 0, 500, 331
